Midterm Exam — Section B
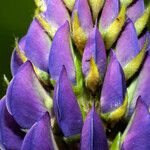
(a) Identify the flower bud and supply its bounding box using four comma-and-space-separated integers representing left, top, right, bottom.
53, 66, 83, 139
99, 0, 126, 49
100, 50, 128, 121
11, 36, 27, 76
6, 61, 52, 129
72, 0, 93, 54
0, 97, 25, 150
82, 26, 106, 93
115, 18, 147, 80
127, 0, 150, 36
21, 112, 57, 150
25, 18, 51, 72
81, 105, 108, 150
49, 21, 76, 84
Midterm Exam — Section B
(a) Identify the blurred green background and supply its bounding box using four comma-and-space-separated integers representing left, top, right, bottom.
0, 0, 149, 98
0, 0, 35, 98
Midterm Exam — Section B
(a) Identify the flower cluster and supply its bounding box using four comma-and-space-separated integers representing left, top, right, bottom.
0, 0, 150, 149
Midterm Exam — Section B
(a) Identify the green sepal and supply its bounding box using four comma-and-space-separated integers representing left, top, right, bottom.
135, 3, 150, 36
70, 38, 84, 98
110, 132, 122, 150
85, 57, 101, 94
3, 74, 9, 86
63, 0, 75, 12
72, 11, 88, 55
123, 39, 147, 81
15, 38, 27, 63
33, 66, 51, 88
99, 4, 126, 50
101, 94, 128, 122
89, 0, 104, 22
50, 79, 56, 87
63, 134, 80, 144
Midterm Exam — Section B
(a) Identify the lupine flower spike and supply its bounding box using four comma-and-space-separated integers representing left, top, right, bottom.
0, 0, 150, 149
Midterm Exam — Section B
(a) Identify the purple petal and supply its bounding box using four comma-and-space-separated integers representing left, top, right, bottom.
115, 19, 140, 67
127, 0, 145, 23
138, 30, 148, 50
81, 106, 108, 150
138, 31, 150, 51
44, 0, 70, 29
73, 0, 93, 33
100, 50, 126, 113
53, 66, 83, 137
100, 0, 119, 29
129, 51, 150, 114
25, 18, 51, 72
121, 96, 150, 149
147, 31, 150, 52
82, 26, 106, 78
49, 21, 76, 84
21, 112, 56, 150
11, 36, 26, 76
6, 61, 49, 129
0, 97, 25, 150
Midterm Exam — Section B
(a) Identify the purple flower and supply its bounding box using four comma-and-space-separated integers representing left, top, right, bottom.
81, 105, 108, 150
100, 50, 127, 121
0, 97, 25, 150
53, 66, 83, 138
1, 0, 150, 149
121, 96, 150, 149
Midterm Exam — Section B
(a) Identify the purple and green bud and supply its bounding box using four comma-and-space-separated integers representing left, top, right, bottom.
6, 61, 52, 128
99, 0, 126, 49
82, 25, 106, 93
72, 0, 93, 54
100, 50, 127, 121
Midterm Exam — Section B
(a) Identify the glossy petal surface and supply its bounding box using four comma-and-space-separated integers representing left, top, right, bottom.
81, 106, 108, 150
100, 0, 119, 29
44, 0, 70, 29
6, 61, 49, 129
11, 36, 26, 76
0, 97, 25, 150
53, 66, 83, 137
101, 50, 126, 113
73, 0, 93, 33
129, 51, 150, 114
127, 0, 145, 23
21, 113, 55, 150
121, 97, 150, 150
138, 30, 149, 50
82, 26, 106, 77
116, 19, 140, 67
49, 21, 76, 83
25, 19, 51, 72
